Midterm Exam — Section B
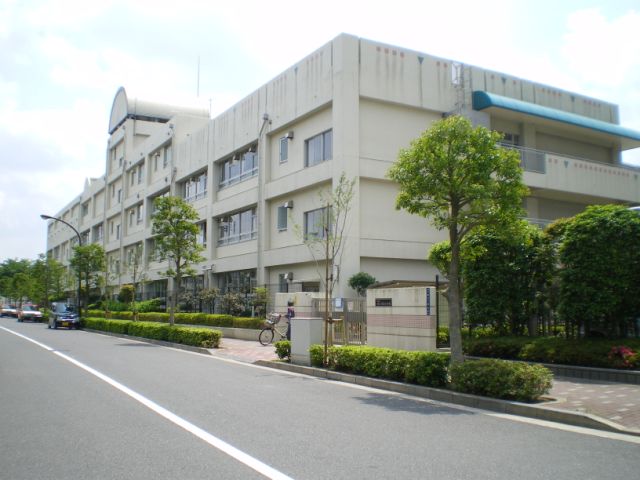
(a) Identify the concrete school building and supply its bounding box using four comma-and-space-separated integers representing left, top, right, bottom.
43, 33, 640, 302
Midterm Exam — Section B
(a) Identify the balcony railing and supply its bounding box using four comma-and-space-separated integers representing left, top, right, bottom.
500, 144, 546, 173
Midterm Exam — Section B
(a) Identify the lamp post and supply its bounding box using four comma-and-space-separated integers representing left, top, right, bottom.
40, 214, 83, 320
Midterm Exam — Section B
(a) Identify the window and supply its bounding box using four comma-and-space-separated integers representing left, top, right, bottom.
137, 162, 144, 184
305, 130, 332, 167
130, 167, 136, 186
82, 202, 89, 217
304, 207, 331, 239
136, 204, 143, 224
94, 224, 103, 242
279, 137, 288, 162
277, 206, 288, 231
117, 189, 122, 203
129, 209, 135, 226
163, 145, 172, 168
116, 224, 121, 240
218, 207, 257, 245
183, 172, 207, 202
196, 221, 207, 247
219, 148, 258, 188
278, 273, 289, 293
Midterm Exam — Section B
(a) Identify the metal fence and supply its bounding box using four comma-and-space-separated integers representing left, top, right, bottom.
311, 297, 367, 345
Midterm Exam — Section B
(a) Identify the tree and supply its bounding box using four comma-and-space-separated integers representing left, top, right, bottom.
220, 291, 245, 316
30, 255, 66, 308
69, 244, 106, 318
558, 205, 640, 338
151, 196, 204, 325
348, 272, 376, 297
294, 173, 355, 363
124, 243, 145, 320
252, 286, 269, 317
387, 115, 527, 362
0, 258, 31, 302
462, 222, 554, 336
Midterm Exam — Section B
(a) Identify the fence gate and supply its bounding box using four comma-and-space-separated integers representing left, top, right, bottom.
311, 297, 367, 345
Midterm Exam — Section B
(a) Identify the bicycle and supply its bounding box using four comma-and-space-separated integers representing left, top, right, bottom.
259, 313, 288, 345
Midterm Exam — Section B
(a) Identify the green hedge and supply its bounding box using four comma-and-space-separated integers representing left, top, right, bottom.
85, 310, 263, 330
450, 359, 553, 402
464, 336, 640, 370
308, 344, 552, 401
309, 345, 450, 388
83, 317, 221, 348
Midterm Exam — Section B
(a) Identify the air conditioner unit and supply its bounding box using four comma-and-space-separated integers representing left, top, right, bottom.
283, 201, 294, 209
284, 272, 294, 281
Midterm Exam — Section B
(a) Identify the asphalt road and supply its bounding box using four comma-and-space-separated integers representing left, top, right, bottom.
1, 317, 639, 480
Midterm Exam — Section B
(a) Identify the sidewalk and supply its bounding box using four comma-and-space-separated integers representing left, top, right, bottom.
212, 337, 640, 434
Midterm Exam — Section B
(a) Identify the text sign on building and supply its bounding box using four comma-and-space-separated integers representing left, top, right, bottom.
375, 298, 392, 307
426, 288, 431, 316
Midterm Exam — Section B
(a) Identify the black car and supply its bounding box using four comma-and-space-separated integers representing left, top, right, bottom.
48, 303, 80, 330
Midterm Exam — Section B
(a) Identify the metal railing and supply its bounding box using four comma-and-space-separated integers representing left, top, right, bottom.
312, 298, 367, 345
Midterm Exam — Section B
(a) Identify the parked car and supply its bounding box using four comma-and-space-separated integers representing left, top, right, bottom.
18, 305, 43, 322
48, 303, 80, 330
1, 305, 17, 317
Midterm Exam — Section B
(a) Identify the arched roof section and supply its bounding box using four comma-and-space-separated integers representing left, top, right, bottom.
108, 87, 209, 134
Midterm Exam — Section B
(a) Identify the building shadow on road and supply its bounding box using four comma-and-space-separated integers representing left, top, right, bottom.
354, 392, 474, 417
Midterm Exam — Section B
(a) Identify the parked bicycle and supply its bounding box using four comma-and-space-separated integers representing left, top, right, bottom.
259, 313, 288, 346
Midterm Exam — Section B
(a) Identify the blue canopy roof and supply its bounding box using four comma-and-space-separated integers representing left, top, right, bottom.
472, 91, 640, 150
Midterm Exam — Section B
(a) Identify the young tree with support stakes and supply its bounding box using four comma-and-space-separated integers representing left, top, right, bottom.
294, 173, 355, 364
387, 115, 527, 363
151, 196, 204, 326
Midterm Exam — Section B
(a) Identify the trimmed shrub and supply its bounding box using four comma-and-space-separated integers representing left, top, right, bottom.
309, 345, 450, 388
465, 336, 640, 370
234, 317, 264, 329
84, 317, 220, 348
310, 344, 324, 367
167, 326, 220, 348
450, 359, 552, 402
274, 340, 291, 360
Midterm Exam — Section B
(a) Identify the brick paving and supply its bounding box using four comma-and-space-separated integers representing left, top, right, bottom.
542, 377, 640, 431
209, 338, 640, 431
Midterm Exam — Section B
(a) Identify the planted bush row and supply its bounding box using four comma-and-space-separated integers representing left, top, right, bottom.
86, 310, 264, 330
306, 344, 552, 402
464, 336, 640, 370
84, 317, 221, 348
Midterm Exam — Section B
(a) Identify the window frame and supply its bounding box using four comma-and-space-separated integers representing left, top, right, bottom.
305, 130, 332, 168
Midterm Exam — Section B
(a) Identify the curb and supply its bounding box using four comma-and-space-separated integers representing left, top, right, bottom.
84, 329, 213, 355
255, 360, 640, 437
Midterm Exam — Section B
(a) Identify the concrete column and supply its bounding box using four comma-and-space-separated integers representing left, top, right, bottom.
291, 317, 324, 366
331, 34, 361, 297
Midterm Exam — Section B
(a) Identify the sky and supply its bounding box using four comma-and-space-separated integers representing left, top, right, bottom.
1, 0, 639, 261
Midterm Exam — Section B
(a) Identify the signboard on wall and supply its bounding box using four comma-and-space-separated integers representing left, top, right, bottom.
375, 298, 392, 307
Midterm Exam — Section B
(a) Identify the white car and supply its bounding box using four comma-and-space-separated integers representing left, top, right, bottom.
18, 305, 43, 322
1, 305, 17, 317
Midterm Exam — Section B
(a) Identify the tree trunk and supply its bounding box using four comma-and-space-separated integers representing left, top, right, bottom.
448, 231, 464, 364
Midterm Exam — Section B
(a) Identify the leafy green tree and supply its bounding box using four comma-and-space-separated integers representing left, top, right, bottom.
30, 255, 66, 307
252, 286, 269, 317
462, 221, 555, 336
220, 291, 245, 316
69, 244, 106, 318
348, 272, 377, 296
558, 205, 640, 338
387, 115, 528, 362
0, 258, 31, 302
151, 196, 204, 325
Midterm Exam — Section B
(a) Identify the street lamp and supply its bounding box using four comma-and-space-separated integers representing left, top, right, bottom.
40, 214, 83, 320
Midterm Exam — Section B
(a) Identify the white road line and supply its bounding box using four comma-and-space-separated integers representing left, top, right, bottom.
0, 326, 294, 480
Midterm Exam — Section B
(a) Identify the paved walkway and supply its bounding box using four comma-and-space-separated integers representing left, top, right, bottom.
210, 337, 640, 432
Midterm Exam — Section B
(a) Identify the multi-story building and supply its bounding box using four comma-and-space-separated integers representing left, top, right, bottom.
44, 33, 640, 303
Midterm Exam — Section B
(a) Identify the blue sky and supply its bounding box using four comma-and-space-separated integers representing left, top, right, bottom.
1, 0, 639, 260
